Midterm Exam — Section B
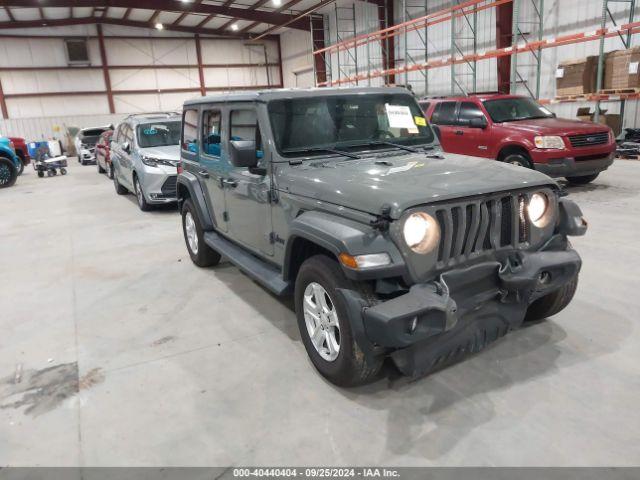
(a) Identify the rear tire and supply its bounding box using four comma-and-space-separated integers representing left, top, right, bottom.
503, 153, 533, 169
37, 171, 44, 178
97, 160, 105, 174
107, 162, 114, 179
525, 275, 579, 322
0, 157, 17, 188
295, 255, 383, 387
566, 173, 599, 185
181, 199, 221, 267
16, 153, 25, 175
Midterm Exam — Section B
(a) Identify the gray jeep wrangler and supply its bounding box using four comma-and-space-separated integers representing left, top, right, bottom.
177, 87, 586, 387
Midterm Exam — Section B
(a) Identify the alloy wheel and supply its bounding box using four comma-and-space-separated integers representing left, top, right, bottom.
303, 282, 341, 362
184, 211, 198, 255
135, 178, 144, 207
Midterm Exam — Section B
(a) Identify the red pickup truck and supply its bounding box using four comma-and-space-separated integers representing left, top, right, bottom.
420, 94, 615, 185
8, 137, 30, 175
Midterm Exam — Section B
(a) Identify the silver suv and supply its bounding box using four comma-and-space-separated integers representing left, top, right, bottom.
111, 112, 182, 211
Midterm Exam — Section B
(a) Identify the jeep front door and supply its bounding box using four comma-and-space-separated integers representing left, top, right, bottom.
223, 108, 273, 256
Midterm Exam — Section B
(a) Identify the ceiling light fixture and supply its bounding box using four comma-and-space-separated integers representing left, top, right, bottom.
231, 23, 239, 31
155, 22, 164, 30
273, 0, 282, 5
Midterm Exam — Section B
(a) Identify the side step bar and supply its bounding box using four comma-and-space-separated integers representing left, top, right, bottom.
203, 231, 291, 296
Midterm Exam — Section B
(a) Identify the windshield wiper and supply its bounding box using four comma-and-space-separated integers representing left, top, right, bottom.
282, 146, 361, 160
347, 140, 420, 153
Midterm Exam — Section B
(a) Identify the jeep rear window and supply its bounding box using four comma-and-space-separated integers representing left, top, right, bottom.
483, 97, 554, 123
267, 93, 434, 156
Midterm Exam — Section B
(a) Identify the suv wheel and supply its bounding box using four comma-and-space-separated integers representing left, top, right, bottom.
503, 153, 532, 169
295, 255, 383, 386
566, 173, 598, 185
134, 175, 152, 211
113, 168, 128, 195
525, 275, 578, 322
0, 157, 17, 188
181, 199, 221, 267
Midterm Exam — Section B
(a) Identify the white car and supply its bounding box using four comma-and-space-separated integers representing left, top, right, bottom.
75, 125, 112, 165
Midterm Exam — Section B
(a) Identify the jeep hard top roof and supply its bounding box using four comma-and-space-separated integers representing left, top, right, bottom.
184, 86, 413, 106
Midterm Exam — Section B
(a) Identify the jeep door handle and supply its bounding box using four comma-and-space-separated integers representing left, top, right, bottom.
222, 179, 238, 188
455, 130, 464, 135
198, 170, 210, 178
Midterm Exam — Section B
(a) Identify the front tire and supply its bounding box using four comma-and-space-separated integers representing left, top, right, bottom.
503, 153, 533, 169
134, 175, 152, 211
566, 173, 599, 185
525, 275, 579, 322
295, 255, 383, 387
181, 199, 221, 267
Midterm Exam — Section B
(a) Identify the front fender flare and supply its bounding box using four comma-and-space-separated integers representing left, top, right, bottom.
177, 172, 214, 231
284, 210, 407, 282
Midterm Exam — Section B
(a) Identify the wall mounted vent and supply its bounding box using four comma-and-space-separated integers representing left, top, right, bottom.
65, 39, 90, 65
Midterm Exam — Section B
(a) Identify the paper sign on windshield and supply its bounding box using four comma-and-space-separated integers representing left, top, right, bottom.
385, 104, 418, 133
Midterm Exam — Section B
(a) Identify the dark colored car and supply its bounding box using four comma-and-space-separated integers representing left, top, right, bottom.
9, 137, 30, 175
96, 130, 114, 178
420, 94, 615, 185
176, 87, 586, 387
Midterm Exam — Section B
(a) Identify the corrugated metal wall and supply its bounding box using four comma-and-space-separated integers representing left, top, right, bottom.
0, 24, 280, 140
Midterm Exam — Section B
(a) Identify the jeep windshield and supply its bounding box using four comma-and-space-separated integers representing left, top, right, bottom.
483, 97, 554, 123
268, 93, 434, 158
137, 121, 181, 148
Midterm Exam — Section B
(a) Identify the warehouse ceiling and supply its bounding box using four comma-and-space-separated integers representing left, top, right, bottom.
0, 0, 331, 38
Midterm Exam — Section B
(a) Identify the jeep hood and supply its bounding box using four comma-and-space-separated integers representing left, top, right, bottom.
497, 117, 610, 135
280, 152, 556, 218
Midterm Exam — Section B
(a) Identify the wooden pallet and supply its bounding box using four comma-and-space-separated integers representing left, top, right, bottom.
599, 88, 640, 95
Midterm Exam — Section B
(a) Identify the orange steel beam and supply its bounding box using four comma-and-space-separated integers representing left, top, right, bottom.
319, 21, 640, 87
315, 0, 510, 56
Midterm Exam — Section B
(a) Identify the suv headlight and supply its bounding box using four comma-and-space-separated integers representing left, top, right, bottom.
403, 212, 440, 254
534, 136, 565, 150
528, 192, 552, 227
141, 155, 159, 167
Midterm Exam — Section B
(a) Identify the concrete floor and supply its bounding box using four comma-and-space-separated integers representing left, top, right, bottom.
1, 158, 639, 467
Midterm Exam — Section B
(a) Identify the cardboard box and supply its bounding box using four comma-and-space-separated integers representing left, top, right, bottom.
556, 56, 598, 95
576, 107, 621, 136
604, 47, 640, 90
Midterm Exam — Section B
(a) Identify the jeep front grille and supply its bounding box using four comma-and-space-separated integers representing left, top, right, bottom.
433, 193, 529, 267
568, 131, 609, 148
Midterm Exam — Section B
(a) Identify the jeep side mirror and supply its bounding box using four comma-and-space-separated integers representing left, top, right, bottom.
229, 140, 258, 169
469, 117, 488, 129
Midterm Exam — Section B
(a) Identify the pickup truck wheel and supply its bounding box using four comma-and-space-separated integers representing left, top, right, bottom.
503, 153, 532, 169
295, 255, 383, 386
566, 173, 599, 185
0, 157, 17, 188
181, 199, 221, 267
525, 275, 578, 322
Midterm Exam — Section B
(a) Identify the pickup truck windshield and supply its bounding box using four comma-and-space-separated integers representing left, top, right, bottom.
137, 121, 181, 148
268, 93, 434, 157
483, 97, 554, 123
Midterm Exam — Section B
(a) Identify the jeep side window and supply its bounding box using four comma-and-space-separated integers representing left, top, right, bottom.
229, 109, 263, 161
431, 102, 457, 125
182, 109, 199, 154
202, 109, 222, 157
458, 102, 486, 126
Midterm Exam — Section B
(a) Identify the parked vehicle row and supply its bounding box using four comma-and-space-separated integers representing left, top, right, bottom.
75, 125, 113, 165
90, 89, 606, 387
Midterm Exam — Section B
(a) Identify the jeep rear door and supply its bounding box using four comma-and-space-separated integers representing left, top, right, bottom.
182, 106, 229, 232
222, 107, 274, 257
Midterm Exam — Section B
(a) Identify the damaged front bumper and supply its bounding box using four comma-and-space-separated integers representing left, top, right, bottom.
339, 244, 581, 377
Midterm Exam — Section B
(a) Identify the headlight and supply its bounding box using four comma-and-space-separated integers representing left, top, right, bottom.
141, 155, 159, 167
534, 136, 565, 149
402, 212, 440, 254
528, 192, 549, 227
